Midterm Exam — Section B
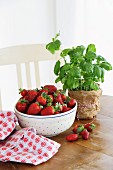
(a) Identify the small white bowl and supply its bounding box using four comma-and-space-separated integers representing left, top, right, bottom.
14, 104, 77, 137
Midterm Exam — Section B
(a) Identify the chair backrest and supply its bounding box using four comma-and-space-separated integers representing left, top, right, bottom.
0, 44, 60, 110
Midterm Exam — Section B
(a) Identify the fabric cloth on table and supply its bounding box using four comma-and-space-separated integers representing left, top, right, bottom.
0, 111, 17, 140
0, 127, 61, 165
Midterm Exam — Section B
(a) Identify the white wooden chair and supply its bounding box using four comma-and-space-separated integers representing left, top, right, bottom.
0, 44, 60, 110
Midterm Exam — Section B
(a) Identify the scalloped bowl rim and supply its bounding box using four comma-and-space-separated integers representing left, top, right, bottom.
14, 103, 77, 119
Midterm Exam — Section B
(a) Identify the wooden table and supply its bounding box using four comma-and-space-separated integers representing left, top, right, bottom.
0, 95, 113, 170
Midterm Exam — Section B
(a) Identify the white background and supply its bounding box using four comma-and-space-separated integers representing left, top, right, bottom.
0, 0, 113, 109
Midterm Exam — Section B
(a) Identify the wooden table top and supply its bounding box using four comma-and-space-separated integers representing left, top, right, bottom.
0, 95, 113, 170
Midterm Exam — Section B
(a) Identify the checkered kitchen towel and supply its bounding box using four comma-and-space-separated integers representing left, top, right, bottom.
0, 111, 17, 140
0, 127, 61, 165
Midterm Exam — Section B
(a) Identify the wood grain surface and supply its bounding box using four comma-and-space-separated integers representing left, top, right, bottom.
0, 95, 113, 170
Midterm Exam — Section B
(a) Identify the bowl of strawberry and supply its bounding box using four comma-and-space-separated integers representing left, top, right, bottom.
14, 85, 77, 137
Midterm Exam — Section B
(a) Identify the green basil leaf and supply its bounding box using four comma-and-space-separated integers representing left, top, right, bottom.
72, 79, 79, 89
60, 49, 71, 57
46, 42, 56, 54
61, 77, 67, 84
85, 51, 96, 61
90, 81, 99, 90
101, 68, 104, 82
96, 55, 106, 62
69, 66, 81, 78
100, 62, 112, 71
69, 51, 84, 64
61, 63, 70, 71
101, 77, 104, 83
75, 45, 85, 54
82, 62, 94, 73
63, 83, 68, 90
86, 44, 96, 53
79, 60, 85, 69
93, 65, 101, 78
83, 81, 91, 91
83, 73, 93, 79
55, 76, 61, 83
67, 77, 74, 89
54, 40, 61, 50
46, 38, 61, 54
59, 67, 65, 78
54, 60, 60, 75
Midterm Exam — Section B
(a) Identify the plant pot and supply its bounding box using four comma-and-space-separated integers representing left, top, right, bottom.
68, 89, 102, 119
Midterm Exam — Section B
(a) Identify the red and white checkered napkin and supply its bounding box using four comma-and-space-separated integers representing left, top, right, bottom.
0, 127, 61, 165
0, 111, 18, 140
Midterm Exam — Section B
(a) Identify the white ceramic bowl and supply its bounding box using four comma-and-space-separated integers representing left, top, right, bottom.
14, 104, 77, 137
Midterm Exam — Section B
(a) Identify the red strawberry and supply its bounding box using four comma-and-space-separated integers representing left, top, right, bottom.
38, 89, 48, 96
81, 129, 89, 140
23, 95, 29, 100
16, 99, 28, 112
54, 93, 63, 104
73, 125, 84, 134
60, 91, 67, 102
84, 123, 96, 132
67, 98, 76, 108
41, 106, 55, 116
27, 90, 38, 102
43, 85, 57, 94
36, 96, 46, 106
54, 111, 60, 114
66, 134, 78, 142
27, 102, 41, 115
62, 105, 71, 112
73, 125, 78, 133
19, 88, 28, 97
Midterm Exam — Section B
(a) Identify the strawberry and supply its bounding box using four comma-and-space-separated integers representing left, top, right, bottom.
23, 95, 29, 100
36, 95, 46, 106
38, 89, 48, 96
60, 91, 67, 102
84, 123, 96, 132
81, 129, 89, 140
19, 88, 28, 97
43, 85, 57, 94
66, 134, 78, 142
27, 90, 38, 102
67, 98, 76, 108
16, 99, 28, 112
41, 106, 55, 116
54, 93, 63, 104
62, 105, 71, 112
27, 102, 41, 115
54, 111, 60, 114
73, 125, 84, 134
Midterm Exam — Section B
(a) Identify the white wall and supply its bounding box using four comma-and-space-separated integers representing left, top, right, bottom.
83, 0, 113, 95
0, 0, 56, 48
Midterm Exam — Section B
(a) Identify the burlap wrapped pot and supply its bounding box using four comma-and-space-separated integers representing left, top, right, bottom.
68, 89, 102, 119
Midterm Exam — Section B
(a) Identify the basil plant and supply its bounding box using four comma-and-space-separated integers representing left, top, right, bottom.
46, 34, 112, 91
